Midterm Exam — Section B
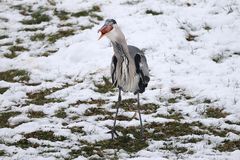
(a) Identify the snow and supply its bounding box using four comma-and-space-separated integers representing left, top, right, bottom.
0, 0, 240, 159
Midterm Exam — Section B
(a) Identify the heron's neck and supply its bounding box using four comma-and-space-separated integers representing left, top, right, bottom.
111, 39, 130, 59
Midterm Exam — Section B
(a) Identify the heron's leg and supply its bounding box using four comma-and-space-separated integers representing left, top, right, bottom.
109, 89, 121, 139
137, 92, 144, 139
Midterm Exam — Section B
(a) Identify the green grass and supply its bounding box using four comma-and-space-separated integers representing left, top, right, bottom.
0, 150, 5, 156
24, 130, 66, 141
27, 110, 46, 118
13, 139, 39, 149
69, 126, 85, 135
212, 54, 225, 63
0, 87, 9, 94
96, 136, 148, 153
140, 103, 159, 114
204, 107, 229, 118
26, 85, 68, 105
80, 25, 94, 30
39, 49, 58, 57
0, 35, 8, 40
54, 108, 67, 118
8, 45, 29, 53
0, 111, 21, 128
167, 97, 178, 103
145, 121, 204, 140
47, 29, 75, 43
70, 135, 148, 158
54, 9, 69, 20
145, 9, 163, 15
215, 140, 240, 152
30, 33, 46, 41
161, 143, 188, 154
182, 137, 203, 144
155, 112, 184, 121
0, 69, 30, 82
27, 88, 63, 105
0, 42, 13, 47
94, 76, 115, 93
21, 27, 44, 32
186, 33, 198, 41
204, 24, 211, 31
21, 10, 50, 25
90, 13, 103, 21
70, 98, 106, 107
71, 5, 101, 17
72, 11, 89, 17
84, 107, 112, 116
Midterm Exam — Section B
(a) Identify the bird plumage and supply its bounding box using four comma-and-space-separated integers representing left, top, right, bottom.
111, 44, 150, 94
98, 19, 150, 139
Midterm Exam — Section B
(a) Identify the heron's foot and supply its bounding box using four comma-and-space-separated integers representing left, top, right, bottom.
107, 129, 119, 139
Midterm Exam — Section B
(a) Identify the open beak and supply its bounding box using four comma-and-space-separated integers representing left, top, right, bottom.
98, 24, 113, 40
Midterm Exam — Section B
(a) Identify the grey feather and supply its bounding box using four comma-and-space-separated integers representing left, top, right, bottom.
111, 44, 150, 94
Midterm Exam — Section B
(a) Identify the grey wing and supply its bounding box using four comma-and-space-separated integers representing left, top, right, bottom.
128, 45, 150, 93
111, 55, 118, 87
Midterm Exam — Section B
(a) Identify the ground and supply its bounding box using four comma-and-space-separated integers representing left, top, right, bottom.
0, 0, 240, 159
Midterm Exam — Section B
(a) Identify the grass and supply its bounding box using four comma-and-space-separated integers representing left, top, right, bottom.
186, 33, 198, 41
161, 143, 188, 154
0, 87, 9, 94
0, 150, 5, 156
30, 33, 46, 41
96, 136, 148, 153
112, 99, 159, 114
0, 35, 8, 39
8, 45, 29, 53
0, 111, 21, 128
72, 5, 101, 17
80, 25, 94, 30
168, 97, 178, 103
145, 9, 163, 15
204, 107, 229, 118
182, 137, 203, 144
90, 13, 103, 21
21, 10, 50, 25
70, 136, 148, 158
212, 54, 225, 63
145, 121, 204, 140
21, 27, 44, 32
47, 29, 75, 43
155, 111, 184, 121
215, 140, 240, 152
27, 110, 46, 118
24, 130, 66, 141
54, 9, 69, 20
12, 4, 32, 16
140, 103, 159, 114
13, 139, 39, 149
70, 98, 106, 107
3, 51, 19, 59
54, 108, 67, 118
69, 126, 85, 135
0, 69, 30, 82
26, 86, 67, 105
84, 107, 112, 116
94, 76, 115, 93
40, 49, 58, 57
0, 42, 13, 47
204, 24, 212, 31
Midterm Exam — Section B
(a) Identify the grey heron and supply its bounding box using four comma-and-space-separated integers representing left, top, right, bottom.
98, 19, 150, 139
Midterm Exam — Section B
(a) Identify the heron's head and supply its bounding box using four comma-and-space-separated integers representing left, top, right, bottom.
98, 19, 124, 42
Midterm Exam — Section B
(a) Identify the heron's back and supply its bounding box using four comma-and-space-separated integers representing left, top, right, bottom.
111, 45, 150, 94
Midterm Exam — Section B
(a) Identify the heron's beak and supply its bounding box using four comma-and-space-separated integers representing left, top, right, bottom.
98, 24, 113, 40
